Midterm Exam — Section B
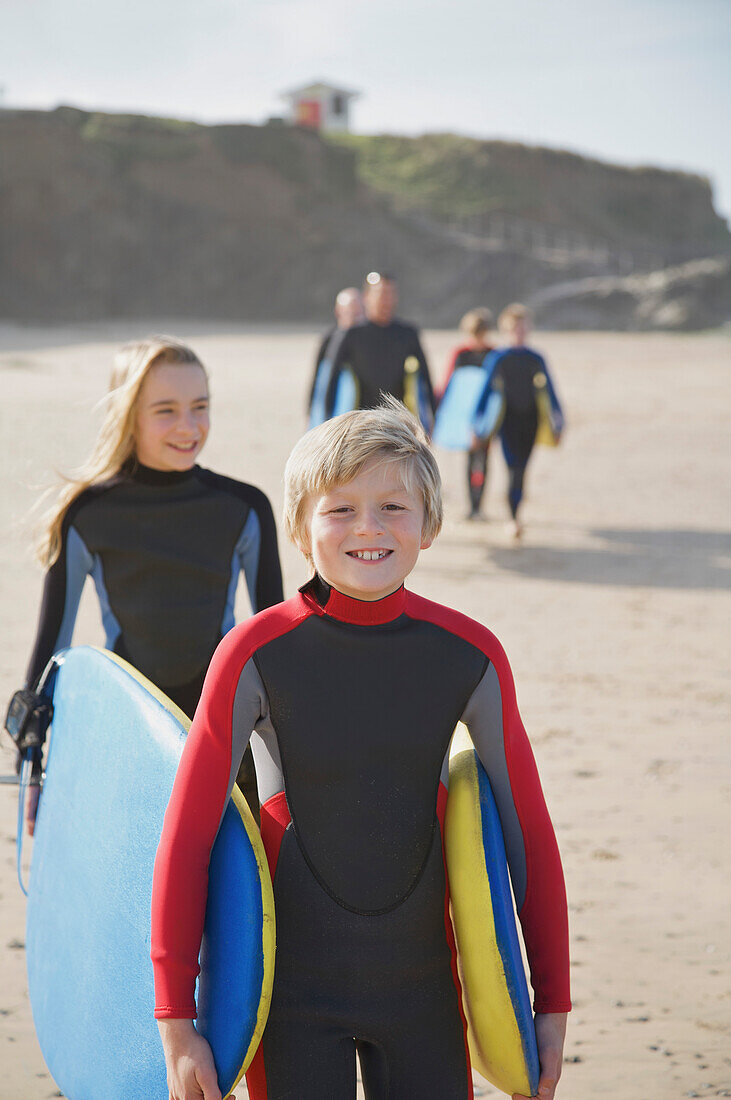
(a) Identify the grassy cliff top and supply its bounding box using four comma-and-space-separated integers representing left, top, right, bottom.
329, 131, 730, 250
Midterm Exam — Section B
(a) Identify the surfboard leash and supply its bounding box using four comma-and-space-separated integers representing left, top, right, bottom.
16, 751, 37, 896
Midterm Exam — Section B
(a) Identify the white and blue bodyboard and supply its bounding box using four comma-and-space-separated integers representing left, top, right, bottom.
25, 646, 274, 1100
308, 363, 358, 428
434, 367, 498, 450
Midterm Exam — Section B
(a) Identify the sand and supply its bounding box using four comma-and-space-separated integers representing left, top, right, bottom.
1, 324, 729, 1100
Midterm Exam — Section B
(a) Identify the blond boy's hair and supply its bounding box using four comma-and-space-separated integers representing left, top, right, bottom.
284, 397, 443, 559
498, 302, 532, 332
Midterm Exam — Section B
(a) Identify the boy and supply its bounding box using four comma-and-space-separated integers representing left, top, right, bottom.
473, 304, 563, 540
152, 399, 570, 1100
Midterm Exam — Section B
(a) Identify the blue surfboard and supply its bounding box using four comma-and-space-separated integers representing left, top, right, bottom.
445, 725, 540, 1096
308, 358, 333, 429
434, 367, 497, 450
332, 368, 357, 417
308, 363, 358, 427
25, 646, 274, 1100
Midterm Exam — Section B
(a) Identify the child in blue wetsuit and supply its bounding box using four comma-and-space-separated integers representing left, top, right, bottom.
152, 399, 570, 1100
474, 304, 563, 540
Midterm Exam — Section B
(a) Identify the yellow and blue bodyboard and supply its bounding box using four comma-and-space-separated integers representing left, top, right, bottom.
534, 372, 562, 447
445, 724, 540, 1096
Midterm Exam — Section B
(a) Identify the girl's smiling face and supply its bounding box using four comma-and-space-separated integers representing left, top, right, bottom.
134, 363, 210, 471
300, 457, 432, 602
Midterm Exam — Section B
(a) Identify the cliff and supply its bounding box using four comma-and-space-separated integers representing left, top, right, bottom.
1, 107, 728, 328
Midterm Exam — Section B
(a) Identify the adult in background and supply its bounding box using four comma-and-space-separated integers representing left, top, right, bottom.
324, 272, 436, 427
307, 287, 364, 426
7, 337, 283, 829
437, 307, 495, 520
473, 304, 563, 540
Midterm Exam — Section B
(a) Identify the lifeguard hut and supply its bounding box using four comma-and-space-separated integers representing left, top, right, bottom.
280, 81, 360, 132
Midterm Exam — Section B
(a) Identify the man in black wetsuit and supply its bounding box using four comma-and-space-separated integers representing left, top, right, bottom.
324, 272, 436, 424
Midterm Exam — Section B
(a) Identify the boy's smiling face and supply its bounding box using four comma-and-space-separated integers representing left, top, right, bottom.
300, 457, 432, 602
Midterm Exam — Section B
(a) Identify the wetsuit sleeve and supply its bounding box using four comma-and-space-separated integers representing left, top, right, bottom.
24, 524, 93, 689
472, 351, 503, 438
460, 638, 571, 1014
151, 626, 269, 1018
233, 490, 284, 613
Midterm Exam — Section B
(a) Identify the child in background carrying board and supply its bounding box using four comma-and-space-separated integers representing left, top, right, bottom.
438, 307, 495, 520
473, 305, 564, 540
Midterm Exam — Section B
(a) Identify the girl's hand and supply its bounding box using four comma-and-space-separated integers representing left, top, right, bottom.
512, 1012, 567, 1100
26, 785, 41, 836
158, 1018, 232, 1100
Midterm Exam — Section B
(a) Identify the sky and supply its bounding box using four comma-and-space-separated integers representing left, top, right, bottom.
2, 0, 730, 220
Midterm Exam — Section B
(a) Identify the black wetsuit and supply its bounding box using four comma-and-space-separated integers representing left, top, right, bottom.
324, 319, 435, 419
24, 463, 283, 814
152, 578, 571, 1099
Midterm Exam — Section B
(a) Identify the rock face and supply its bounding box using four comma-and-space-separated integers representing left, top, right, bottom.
1, 107, 729, 328
530, 257, 731, 331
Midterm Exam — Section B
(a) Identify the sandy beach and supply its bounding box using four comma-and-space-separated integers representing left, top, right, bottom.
1, 323, 729, 1100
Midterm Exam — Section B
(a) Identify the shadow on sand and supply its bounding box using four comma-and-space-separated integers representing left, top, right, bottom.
486, 526, 731, 590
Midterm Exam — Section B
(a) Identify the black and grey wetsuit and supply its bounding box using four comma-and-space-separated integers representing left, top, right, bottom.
25, 463, 283, 812
152, 578, 571, 1099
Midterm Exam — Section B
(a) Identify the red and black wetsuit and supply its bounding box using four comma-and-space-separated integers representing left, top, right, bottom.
152, 577, 570, 1099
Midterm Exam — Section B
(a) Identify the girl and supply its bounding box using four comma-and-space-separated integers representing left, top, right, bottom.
15, 337, 283, 827
437, 307, 494, 519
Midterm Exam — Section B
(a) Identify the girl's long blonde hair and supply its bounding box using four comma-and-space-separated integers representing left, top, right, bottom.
37, 337, 206, 567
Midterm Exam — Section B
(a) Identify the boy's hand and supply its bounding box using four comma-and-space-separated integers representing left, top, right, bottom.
512, 1011, 567, 1100
158, 1018, 232, 1100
